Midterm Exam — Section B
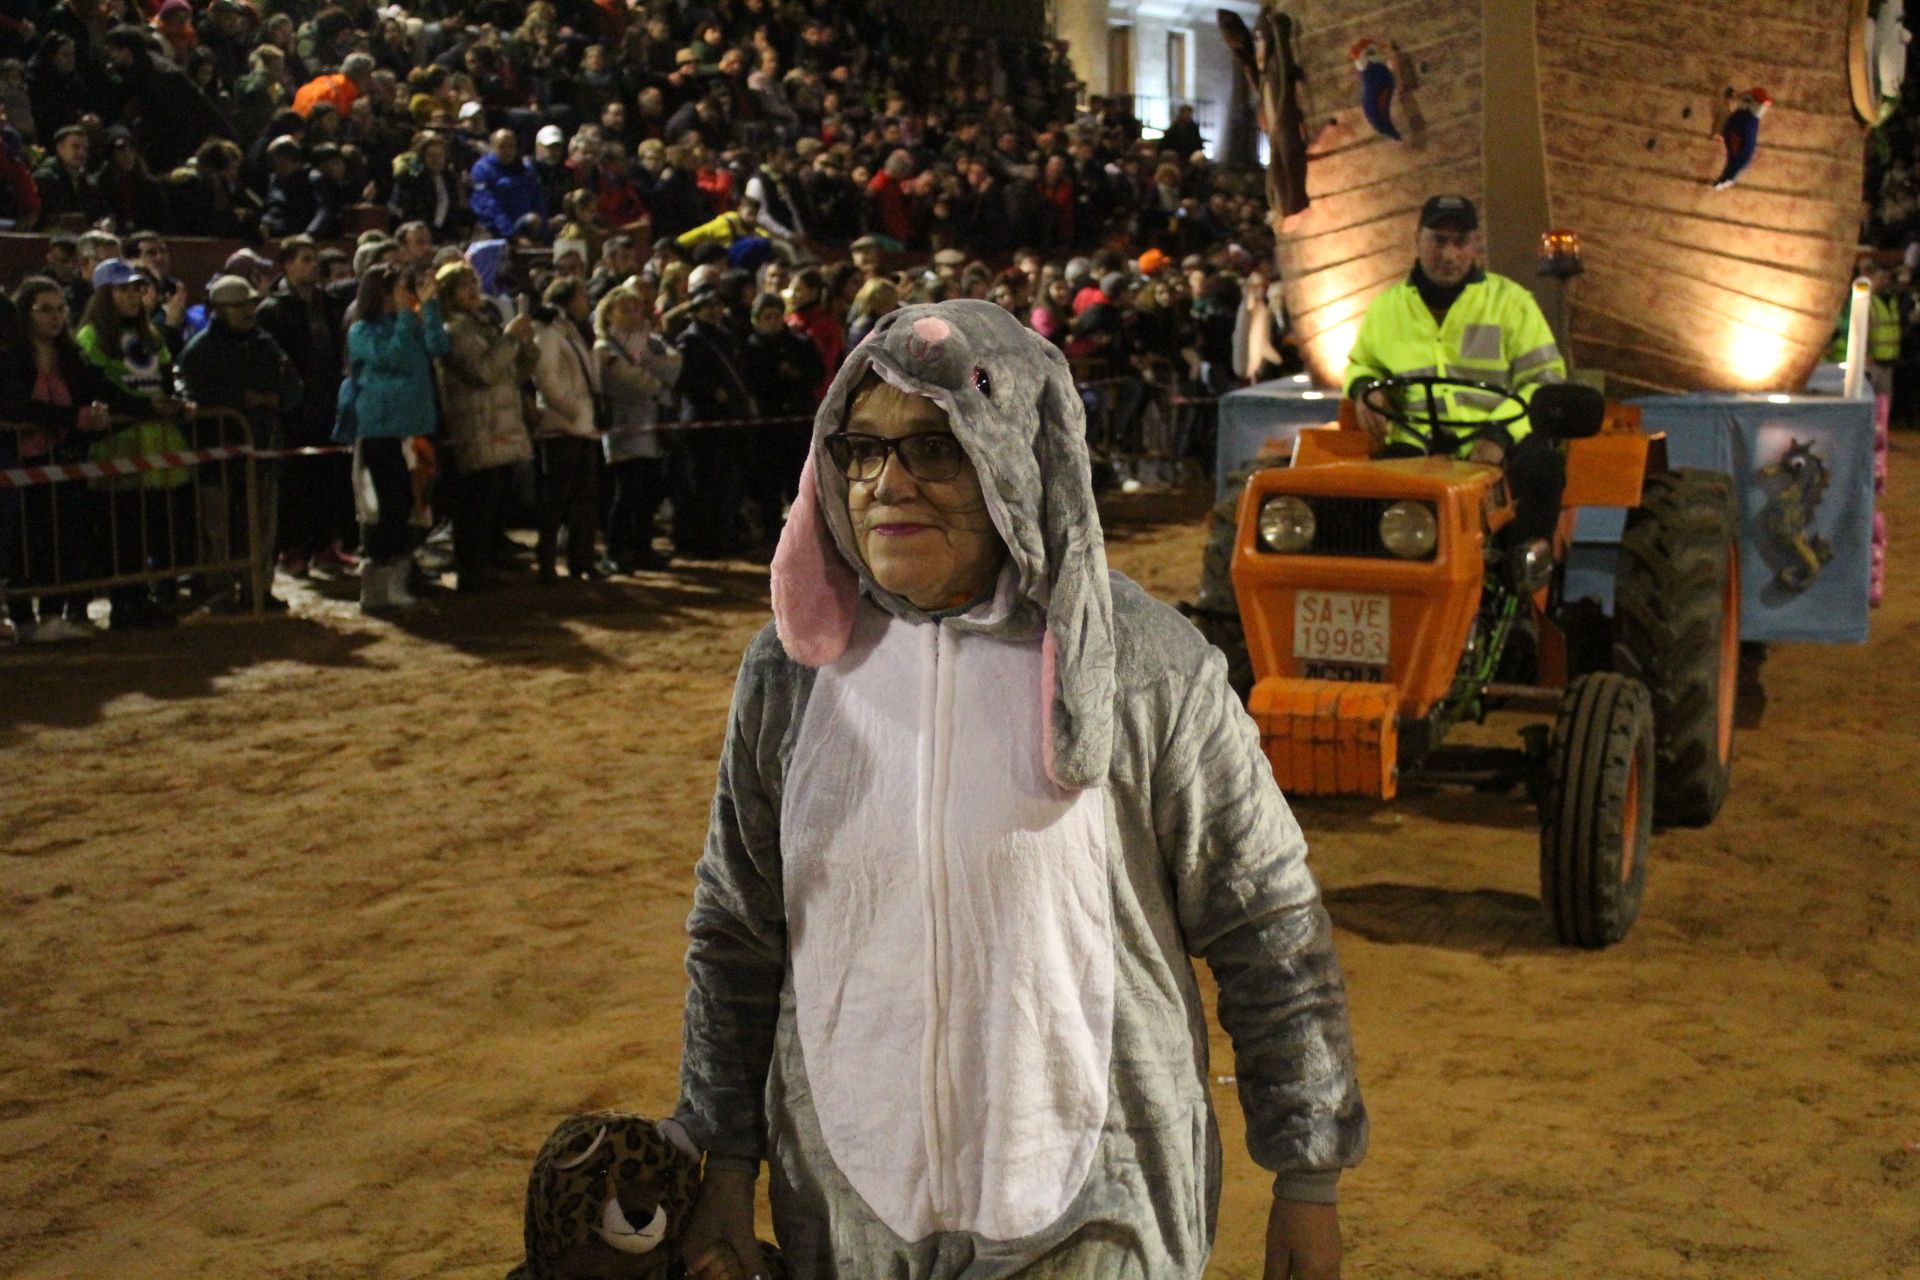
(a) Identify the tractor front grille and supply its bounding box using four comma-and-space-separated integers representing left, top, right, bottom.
1308, 497, 1398, 559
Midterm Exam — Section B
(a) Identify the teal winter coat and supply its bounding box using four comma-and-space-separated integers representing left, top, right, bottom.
346, 300, 450, 439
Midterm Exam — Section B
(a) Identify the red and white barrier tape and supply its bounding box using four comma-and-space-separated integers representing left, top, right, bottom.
1, 444, 255, 489
0, 416, 747, 489
646, 413, 817, 433
4, 396, 1220, 490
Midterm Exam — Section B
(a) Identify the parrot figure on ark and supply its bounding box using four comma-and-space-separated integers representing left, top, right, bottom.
1713, 87, 1772, 189
1350, 39, 1401, 141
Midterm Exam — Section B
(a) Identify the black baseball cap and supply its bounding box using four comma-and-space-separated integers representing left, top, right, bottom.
1419, 195, 1479, 232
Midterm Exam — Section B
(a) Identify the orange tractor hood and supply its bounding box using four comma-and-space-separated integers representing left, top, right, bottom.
1229, 457, 1505, 799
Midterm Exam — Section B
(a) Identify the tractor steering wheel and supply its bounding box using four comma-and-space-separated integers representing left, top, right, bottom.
1358, 375, 1529, 454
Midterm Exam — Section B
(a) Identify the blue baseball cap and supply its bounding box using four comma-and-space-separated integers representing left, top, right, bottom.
91, 258, 142, 289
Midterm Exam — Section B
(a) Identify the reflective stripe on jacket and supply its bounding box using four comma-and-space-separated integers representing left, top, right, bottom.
1343, 270, 1565, 452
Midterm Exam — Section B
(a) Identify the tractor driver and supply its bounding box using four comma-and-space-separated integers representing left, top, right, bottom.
1345, 195, 1568, 578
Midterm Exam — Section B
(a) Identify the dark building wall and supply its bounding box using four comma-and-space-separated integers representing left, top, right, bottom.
893, 0, 1048, 38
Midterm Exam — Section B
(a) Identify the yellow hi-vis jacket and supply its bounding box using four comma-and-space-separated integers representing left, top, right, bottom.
676, 209, 755, 250
1870, 293, 1903, 364
1343, 269, 1566, 453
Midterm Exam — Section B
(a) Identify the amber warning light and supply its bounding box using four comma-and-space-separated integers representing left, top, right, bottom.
1537, 230, 1584, 280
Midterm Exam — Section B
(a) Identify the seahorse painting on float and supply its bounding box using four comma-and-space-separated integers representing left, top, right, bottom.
1759, 438, 1835, 594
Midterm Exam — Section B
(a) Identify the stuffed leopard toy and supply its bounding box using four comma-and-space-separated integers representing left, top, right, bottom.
506, 1111, 786, 1280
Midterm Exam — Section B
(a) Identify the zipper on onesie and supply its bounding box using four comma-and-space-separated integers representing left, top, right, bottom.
780, 602, 1116, 1243
917, 621, 961, 1217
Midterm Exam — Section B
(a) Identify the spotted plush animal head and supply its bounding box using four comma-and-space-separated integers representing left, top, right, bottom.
506, 1112, 701, 1280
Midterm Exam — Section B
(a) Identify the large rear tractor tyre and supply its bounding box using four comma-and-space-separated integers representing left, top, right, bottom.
1540, 672, 1656, 949
1188, 462, 1284, 702
1613, 468, 1740, 828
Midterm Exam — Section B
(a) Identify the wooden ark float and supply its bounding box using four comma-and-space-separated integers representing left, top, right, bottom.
1237, 0, 1875, 394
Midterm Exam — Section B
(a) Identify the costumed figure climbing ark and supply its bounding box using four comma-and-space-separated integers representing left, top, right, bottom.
1220, 6, 1315, 219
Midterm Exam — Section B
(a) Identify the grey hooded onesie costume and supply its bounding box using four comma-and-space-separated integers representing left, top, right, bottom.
676, 300, 1366, 1278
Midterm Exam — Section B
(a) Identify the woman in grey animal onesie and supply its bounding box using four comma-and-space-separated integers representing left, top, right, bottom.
675, 299, 1367, 1280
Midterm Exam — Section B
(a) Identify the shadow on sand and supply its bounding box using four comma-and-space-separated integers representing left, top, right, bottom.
0, 552, 778, 741
1324, 882, 1558, 956
0, 613, 381, 743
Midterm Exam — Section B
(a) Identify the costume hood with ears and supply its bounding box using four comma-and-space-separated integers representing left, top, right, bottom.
770, 298, 1116, 790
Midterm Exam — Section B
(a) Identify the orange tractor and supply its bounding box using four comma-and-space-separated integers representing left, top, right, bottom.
1191, 377, 1741, 947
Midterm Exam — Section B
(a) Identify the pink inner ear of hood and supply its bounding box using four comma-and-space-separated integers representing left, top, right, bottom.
771, 450, 858, 667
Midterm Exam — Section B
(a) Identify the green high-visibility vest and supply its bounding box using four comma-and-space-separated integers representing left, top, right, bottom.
1870, 293, 1903, 364
1343, 270, 1566, 454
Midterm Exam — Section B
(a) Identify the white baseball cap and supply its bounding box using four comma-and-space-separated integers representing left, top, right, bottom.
207, 274, 261, 306
458, 101, 484, 120
536, 124, 565, 146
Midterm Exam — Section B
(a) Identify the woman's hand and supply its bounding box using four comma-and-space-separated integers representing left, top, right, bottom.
682, 1163, 770, 1280
1264, 1198, 1341, 1280
415, 271, 439, 305
504, 314, 534, 344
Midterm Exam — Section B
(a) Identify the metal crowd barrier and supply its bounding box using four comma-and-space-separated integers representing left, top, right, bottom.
1, 407, 268, 623
1074, 368, 1220, 488
2, 378, 1229, 634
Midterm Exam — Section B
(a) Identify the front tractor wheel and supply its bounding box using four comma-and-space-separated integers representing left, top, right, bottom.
1188, 462, 1285, 702
1613, 469, 1740, 827
1540, 672, 1655, 948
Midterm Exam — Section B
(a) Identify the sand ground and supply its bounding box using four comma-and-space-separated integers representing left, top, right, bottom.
3, 441, 1917, 1280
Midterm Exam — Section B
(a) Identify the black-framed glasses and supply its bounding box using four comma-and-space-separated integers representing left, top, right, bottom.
823, 431, 967, 483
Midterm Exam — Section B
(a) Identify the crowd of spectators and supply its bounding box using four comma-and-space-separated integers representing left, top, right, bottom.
0, 0, 1271, 256
0, 0, 1302, 637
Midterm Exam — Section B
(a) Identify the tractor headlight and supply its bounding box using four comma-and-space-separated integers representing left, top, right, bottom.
1257, 495, 1316, 552
1379, 500, 1438, 559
